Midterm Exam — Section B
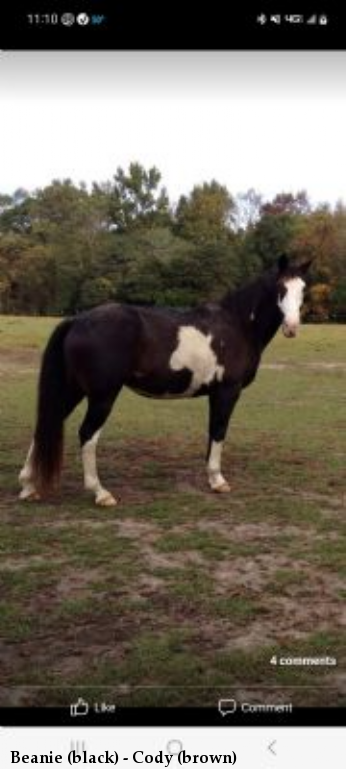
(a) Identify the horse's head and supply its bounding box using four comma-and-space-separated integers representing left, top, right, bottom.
276, 254, 312, 338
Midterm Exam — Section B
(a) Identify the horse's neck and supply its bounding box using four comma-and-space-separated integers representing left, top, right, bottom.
223, 278, 281, 352
253, 306, 282, 351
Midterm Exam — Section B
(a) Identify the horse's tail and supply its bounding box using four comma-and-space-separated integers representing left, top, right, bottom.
32, 318, 74, 494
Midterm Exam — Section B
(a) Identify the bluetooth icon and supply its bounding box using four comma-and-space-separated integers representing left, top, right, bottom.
257, 14, 267, 25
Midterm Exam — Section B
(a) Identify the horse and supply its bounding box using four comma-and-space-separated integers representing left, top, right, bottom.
19, 254, 311, 507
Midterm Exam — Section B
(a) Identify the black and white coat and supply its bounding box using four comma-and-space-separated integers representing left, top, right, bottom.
19, 255, 311, 506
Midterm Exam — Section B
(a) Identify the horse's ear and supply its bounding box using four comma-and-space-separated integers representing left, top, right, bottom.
277, 254, 290, 273
298, 258, 313, 276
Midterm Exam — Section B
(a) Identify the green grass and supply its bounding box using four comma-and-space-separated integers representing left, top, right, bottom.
0, 314, 58, 350
263, 323, 346, 364
0, 318, 346, 709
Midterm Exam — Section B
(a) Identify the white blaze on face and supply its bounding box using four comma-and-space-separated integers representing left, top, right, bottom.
278, 277, 305, 337
170, 326, 224, 394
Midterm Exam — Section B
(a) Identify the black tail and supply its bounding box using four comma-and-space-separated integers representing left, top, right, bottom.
32, 318, 74, 493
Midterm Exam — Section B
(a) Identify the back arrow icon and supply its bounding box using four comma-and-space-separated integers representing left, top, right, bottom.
268, 740, 277, 756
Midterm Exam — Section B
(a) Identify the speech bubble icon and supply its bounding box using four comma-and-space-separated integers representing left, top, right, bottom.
218, 698, 237, 716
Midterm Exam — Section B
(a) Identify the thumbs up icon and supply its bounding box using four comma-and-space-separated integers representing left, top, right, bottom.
70, 697, 89, 717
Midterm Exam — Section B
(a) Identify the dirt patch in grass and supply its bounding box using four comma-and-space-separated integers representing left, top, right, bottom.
263, 362, 346, 371
213, 553, 346, 596
56, 568, 107, 599
198, 598, 346, 652
115, 518, 160, 542
89, 517, 207, 570
282, 487, 346, 509
1, 554, 66, 571
198, 520, 308, 541
328, 672, 346, 694
141, 543, 205, 570
0, 348, 38, 375
137, 573, 167, 595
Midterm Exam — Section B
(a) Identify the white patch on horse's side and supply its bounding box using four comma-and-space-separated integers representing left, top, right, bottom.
170, 326, 225, 395
278, 277, 305, 332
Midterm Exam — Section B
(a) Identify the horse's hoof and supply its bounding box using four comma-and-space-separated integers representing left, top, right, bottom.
19, 489, 41, 502
213, 482, 231, 493
96, 493, 118, 507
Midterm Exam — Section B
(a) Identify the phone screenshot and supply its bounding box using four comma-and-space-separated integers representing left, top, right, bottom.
0, 4, 345, 767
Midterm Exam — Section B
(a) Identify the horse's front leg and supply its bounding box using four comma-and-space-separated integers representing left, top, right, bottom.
207, 383, 241, 493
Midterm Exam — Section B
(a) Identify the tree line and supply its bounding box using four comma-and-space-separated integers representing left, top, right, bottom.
1, 162, 346, 320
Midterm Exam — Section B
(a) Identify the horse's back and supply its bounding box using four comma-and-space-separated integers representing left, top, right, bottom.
63, 303, 142, 392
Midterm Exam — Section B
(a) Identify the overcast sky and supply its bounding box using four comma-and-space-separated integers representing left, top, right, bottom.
1, 51, 346, 207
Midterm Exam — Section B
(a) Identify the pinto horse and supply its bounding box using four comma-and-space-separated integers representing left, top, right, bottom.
19, 254, 311, 506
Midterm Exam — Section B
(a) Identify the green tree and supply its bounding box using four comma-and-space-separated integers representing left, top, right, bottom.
330, 280, 346, 320
261, 191, 310, 217
99, 162, 170, 233
292, 208, 337, 282
175, 181, 235, 245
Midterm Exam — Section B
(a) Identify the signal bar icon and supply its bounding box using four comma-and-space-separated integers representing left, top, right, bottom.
305, 13, 328, 25
285, 14, 304, 23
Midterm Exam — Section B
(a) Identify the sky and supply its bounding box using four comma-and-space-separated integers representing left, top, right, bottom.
1, 51, 346, 208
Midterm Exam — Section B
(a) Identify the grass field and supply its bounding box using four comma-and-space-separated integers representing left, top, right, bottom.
1, 316, 346, 709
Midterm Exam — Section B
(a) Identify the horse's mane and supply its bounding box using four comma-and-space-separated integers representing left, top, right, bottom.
220, 269, 276, 322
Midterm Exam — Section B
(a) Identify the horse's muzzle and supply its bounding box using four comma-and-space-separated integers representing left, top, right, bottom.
282, 323, 298, 338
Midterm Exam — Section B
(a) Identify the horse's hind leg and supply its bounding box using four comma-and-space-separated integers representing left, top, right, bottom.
18, 442, 39, 500
79, 392, 119, 507
19, 386, 84, 501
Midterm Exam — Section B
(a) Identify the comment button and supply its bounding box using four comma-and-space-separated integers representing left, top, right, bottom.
218, 698, 237, 716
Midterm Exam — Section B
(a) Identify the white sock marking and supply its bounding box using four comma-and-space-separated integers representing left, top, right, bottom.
81, 430, 115, 504
19, 441, 38, 498
82, 430, 103, 493
207, 440, 227, 489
